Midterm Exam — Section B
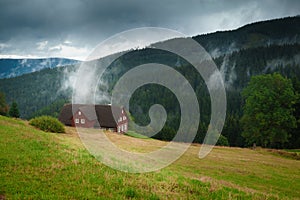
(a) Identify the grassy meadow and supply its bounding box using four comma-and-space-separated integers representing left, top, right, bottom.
0, 115, 299, 199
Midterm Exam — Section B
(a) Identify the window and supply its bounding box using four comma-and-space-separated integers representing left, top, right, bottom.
75, 118, 79, 124
78, 111, 81, 115
123, 116, 126, 120
81, 119, 85, 124
118, 126, 121, 133
124, 124, 127, 131
121, 125, 124, 132
119, 117, 122, 122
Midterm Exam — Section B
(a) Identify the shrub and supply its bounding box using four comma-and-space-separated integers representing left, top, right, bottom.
153, 126, 176, 141
216, 135, 229, 146
29, 116, 65, 133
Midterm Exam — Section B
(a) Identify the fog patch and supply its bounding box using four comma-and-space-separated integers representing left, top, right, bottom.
263, 54, 300, 73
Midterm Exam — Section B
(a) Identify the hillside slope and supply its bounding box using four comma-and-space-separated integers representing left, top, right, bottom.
0, 116, 299, 199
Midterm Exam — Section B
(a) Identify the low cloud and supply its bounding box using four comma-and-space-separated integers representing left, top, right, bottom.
36, 41, 48, 50
48, 44, 90, 60
0, 0, 299, 59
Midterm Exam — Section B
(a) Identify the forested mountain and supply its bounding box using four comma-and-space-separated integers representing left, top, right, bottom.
193, 16, 300, 57
0, 58, 79, 79
0, 64, 76, 118
0, 16, 299, 148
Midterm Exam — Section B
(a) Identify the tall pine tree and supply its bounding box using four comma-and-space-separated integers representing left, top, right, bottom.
9, 101, 20, 118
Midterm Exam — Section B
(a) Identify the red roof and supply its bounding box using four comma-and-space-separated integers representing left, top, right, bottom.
58, 104, 125, 128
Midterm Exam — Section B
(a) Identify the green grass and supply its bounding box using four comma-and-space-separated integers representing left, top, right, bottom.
284, 149, 300, 153
0, 115, 300, 199
261, 148, 300, 160
125, 130, 151, 139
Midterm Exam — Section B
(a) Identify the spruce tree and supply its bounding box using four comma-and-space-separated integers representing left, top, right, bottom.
9, 101, 20, 118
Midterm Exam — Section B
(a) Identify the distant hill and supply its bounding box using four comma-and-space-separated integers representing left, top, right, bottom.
0, 58, 79, 79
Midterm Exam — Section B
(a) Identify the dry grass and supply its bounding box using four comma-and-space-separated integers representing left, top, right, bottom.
61, 127, 300, 199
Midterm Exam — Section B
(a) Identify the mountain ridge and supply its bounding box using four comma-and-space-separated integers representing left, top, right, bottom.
193, 15, 300, 57
0, 57, 79, 79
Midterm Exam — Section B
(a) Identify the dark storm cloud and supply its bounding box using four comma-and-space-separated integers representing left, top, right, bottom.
0, 0, 299, 59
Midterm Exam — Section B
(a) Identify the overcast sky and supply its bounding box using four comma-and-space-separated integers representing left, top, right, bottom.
0, 0, 299, 60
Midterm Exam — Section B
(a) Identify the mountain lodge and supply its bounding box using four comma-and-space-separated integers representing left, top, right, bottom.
58, 104, 128, 133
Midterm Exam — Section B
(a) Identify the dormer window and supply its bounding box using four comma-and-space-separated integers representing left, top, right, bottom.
78, 111, 81, 115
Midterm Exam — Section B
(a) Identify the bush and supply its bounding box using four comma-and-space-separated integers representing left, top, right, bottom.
216, 135, 229, 146
29, 116, 65, 133
152, 126, 176, 141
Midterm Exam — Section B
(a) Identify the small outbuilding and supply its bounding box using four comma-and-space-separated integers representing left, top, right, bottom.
58, 104, 128, 133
